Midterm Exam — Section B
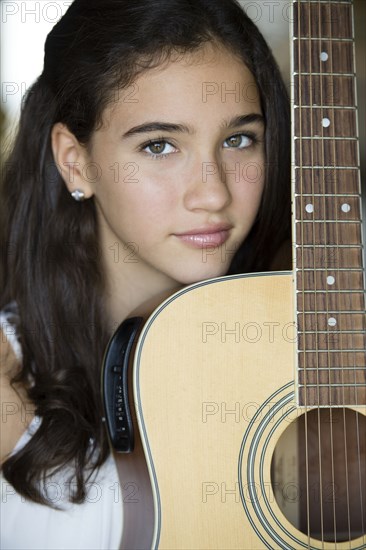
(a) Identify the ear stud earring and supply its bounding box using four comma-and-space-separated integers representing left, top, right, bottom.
71, 189, 86, 202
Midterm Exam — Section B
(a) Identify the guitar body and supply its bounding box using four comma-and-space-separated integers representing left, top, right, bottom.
131, 273, 365, 549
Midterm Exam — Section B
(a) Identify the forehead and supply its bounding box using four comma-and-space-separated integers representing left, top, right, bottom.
100, 44, 261, 133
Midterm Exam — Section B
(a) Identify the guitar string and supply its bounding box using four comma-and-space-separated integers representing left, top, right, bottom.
350, 0, 366, 537
309, 0, 326, 545
347, 0, 365, 540
327, 1, 353, 544
350, 0, 366, 535
317, 1, 338, 544
300, 4, 364, 548
333, 0, 365, 543
319, 2, 364, 546
299, 2, 364, 547
298, 2, 311, 546
327, 1, 365, 544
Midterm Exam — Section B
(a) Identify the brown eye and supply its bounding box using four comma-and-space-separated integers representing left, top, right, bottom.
148, 141, 166, 154
224, 134, 252, 149
140, 140, 177, 158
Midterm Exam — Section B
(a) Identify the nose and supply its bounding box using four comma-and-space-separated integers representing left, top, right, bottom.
183, 154, 232, 213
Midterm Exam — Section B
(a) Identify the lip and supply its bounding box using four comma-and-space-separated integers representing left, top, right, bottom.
174, 224, 232, 248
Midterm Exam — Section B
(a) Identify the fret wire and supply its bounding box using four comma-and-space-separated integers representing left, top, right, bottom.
296, 290, 364, 293
296, 220, 361, 223
299, 336, 365, 340
299, 348, 361, 356
294, 38, 354, 42
295, 166, 359, 169
294, 1, 351, 4
295, 194, 361, 197
295, 244, 363, 247
298, 311, 365, 315
294, 136, 358, 140
297, 406, 366, 409
297, 269, 364, 272
299, 326, 366, 330
298, 349, 363, 356
299, 367, 365, 374
294, 106, 356, 109
296, 309, 366, 315
294, 72, 355, 77
298, 329, 365, 338
300, 368, 366, 371
299, 384, 366, 388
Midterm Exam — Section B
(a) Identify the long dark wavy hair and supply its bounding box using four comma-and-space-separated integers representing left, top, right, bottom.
0, 0, 290, 505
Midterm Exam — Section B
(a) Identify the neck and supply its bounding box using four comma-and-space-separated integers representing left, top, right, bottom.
102, 258, 181, 334
106, 282, 182, 334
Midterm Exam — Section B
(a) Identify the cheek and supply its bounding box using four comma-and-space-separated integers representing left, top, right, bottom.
128, 166, 181, 219
243, 162, 265, 188
95, 170, 178, 238
232, 165, 265, 221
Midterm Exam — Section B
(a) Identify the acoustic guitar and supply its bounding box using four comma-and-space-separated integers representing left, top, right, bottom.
102, 0, 366, 548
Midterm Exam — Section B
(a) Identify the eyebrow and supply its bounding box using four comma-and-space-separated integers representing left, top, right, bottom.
122, 113, 264, 139
221, 113, 264, 129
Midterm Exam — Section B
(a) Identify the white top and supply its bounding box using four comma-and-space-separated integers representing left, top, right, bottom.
0, 307, 123, 550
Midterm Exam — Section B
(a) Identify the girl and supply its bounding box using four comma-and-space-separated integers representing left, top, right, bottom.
0, 0, 290, 548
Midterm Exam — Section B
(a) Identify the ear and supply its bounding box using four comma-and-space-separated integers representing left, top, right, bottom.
51, 122, 94, 199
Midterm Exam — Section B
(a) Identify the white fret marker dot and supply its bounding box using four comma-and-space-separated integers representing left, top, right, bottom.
320, 52, 328, 62
341, 203, 351, 213
327, 276, 335, 285
322, 117, 331, 128
328, 317, 337, 327
305, 204, 314, 213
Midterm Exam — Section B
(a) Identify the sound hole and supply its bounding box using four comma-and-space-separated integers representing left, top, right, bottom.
271, 408, 366, 542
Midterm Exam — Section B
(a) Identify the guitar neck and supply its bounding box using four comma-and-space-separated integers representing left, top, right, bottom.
292, 0, 366, 407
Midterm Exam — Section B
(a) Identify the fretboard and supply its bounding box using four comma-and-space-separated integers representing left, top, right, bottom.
292, 0, 366, 407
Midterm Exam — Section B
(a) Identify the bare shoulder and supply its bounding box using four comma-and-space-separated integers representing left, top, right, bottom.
0, 329, 34, 465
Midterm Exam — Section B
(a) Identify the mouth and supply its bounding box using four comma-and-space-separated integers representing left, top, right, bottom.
174, 225, 232, 248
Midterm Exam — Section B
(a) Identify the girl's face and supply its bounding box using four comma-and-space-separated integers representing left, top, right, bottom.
85, 44, 265, 291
